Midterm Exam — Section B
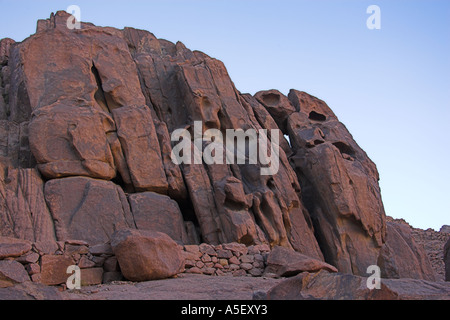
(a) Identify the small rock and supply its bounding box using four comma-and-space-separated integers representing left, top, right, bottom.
203, 267, 216, 275
215, 269, 225, 276
184, 245, 200, 253
89, 243, 113, 256
201, 254, 212, 263
80, 268, 103, 286
240, 254, 254, 263
78, 256, 97, 269
184, 259, 196, 268
229, 264, 240, 271
219, 259, 228, 266
229, 256, 240, 265
15, 251, 40, 264
199, 243, 217, 256
240, 263, 253, 271
222, 243, 248, 256
65, 244, 89, 256
249, 268, 263, 277
186, 267, 202, 274
216, 249, 233, 259
232, 269, 247, 277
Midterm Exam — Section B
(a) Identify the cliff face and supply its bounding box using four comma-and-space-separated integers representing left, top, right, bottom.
0, 11, 435, 280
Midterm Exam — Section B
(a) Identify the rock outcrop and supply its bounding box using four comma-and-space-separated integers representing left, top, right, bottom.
259, 270, 450, 300
0, 10, 440, 292
445, 238, 450, 281
110, 229, 184, 281
265, 246, 338, 277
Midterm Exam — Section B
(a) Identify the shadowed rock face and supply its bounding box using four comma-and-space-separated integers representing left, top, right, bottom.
0, 11, 434, 280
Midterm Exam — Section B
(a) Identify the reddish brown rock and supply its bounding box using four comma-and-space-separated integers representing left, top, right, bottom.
254, 89, 296, 133
0, 237, 32, 259
44, 177, 135, 245
0, 120, 35, 168
13, 11, 168, 194
128, 192, 188, 243
378, 222, 436, 281
112, 105, 167, 193
29, 105, 116, 180
0, 167, 56, 243
262, 270, 450, 300
286, 89, 386, 276
0, 38, 15, 65
0, 260, 30, 288
39, 254, 75, 286
445, 238, 450, 281
3, 12, 438, 288
124, 28, 322, 257
80, 268, 103, 286
111, 229, 184, 281
153, 119, 188, 201
265, 246, 337, 277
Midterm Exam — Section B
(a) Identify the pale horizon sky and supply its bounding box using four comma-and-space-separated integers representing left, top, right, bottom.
1, 0, 449, 230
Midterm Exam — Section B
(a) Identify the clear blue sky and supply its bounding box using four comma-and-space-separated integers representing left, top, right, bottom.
1, 0, 449, 230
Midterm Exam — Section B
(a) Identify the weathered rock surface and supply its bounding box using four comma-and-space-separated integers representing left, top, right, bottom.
261, 270, 450, 300
44, 177, 135, 245
378, 222, 436, 281
0, 167, 55, 242
0, 237, 32, 259
265, 246, 338, 277
39, 254, 75, 286
0, 259, 30, 288
285, 89, 386, 276
111, 229, 184, 281
445, 238, 450, 281
128, 192, 188, 243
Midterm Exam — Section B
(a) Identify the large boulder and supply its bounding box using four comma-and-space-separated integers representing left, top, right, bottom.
44, 177, 135, 245
0, 237, 32, 259
29, 104, 117, 180
265, 246, 337, 277
111, 229, 184, 281
39, 254, 75, 286
0, 260, 30, 288
128, 192, 188, 243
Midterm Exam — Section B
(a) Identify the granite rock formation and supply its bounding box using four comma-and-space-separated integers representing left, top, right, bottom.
0, 11, 439, 289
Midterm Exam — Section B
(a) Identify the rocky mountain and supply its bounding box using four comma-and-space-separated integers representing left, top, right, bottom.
0, 11, 448, 298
